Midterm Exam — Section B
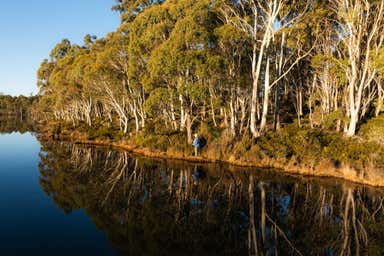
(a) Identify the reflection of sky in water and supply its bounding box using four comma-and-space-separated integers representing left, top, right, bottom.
190, 198, 202, 207
139, 188, 148, 205
324, 204, 331, 217
325, 247, 335, 256
0, 133, 116, 255
278, 195, 291, 217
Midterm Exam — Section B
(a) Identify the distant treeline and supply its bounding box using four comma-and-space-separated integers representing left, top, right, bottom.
0, 94, 38, 118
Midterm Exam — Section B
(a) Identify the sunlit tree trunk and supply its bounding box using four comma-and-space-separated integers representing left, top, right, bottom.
185, 108, 192, 144
260, 56, 270, 132
331, 0, 384, 136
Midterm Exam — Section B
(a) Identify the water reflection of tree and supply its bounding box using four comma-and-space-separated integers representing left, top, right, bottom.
37, 140, 384, 255
0, 116, 35, 134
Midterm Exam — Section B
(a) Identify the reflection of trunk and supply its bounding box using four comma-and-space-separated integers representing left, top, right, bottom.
319, 187, 326, 225
226, 183, 234, 217
175, 171, 184, 221
259, 182, 266, 244
248, 175, 258, 255
184, 170, 191, 200
341, 188, 362, 256
168, 169, 174, 194
103, 152, 129, 205
341, 188, 352, 256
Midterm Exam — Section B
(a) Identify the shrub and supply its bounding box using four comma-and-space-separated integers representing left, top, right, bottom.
359, 114, 384, 143
88, 125, 116, 140
198, 123, 223, 142
134, 133, 171, 152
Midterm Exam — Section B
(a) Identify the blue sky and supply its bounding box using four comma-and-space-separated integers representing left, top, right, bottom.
0, 1, 120, 96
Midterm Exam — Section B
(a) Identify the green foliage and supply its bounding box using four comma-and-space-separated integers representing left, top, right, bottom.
323, 110, 346, 130
232, 132, 254, 159
359, 114, 384, 143
198, 122, 222, 141
88, 125, 121, 141
144, 88, 171, 117
229, 123, 384, 170
325, 136, 384, 168
49, 39, 73, 61
373, 47, 384, 78
311, 54, 348, 85
134, 133, 171, 151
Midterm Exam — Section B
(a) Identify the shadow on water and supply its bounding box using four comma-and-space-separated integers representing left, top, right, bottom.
36, 139, 384, 256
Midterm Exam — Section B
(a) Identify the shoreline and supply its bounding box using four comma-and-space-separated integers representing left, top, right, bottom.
38, 131, 384, 188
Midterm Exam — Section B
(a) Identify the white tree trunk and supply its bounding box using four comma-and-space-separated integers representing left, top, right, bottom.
259, 56, 270, 133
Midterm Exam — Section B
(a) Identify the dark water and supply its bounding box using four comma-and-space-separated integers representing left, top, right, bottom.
1, 125, 384, 255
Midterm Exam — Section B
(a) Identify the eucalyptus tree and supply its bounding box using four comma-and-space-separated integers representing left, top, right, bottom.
125, 2, 180, 131
330, 0, 384, 136
36, 39, 84, 122
34, 0, 384, 142
90, 32, 140, 133
219, 0, 313, 136
67, 51, 97, 126
147, 0, 218, 142
213, 24, 251, 135
112, 0, 165, 23
142, 1, 190, 132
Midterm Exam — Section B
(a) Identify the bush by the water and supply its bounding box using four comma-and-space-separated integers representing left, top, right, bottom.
359, 114, 384, 143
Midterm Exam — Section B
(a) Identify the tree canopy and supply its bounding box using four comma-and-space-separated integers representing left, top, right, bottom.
34, 0, 384, 140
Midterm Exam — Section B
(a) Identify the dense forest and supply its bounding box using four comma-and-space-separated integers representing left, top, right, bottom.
35, 0, 384, 139
32, 0, 384, 181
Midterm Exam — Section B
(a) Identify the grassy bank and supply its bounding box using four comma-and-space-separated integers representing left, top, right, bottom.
39, 118, 384, 187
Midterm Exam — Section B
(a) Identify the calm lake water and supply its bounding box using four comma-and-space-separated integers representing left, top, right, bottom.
1, 126, 384, 255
